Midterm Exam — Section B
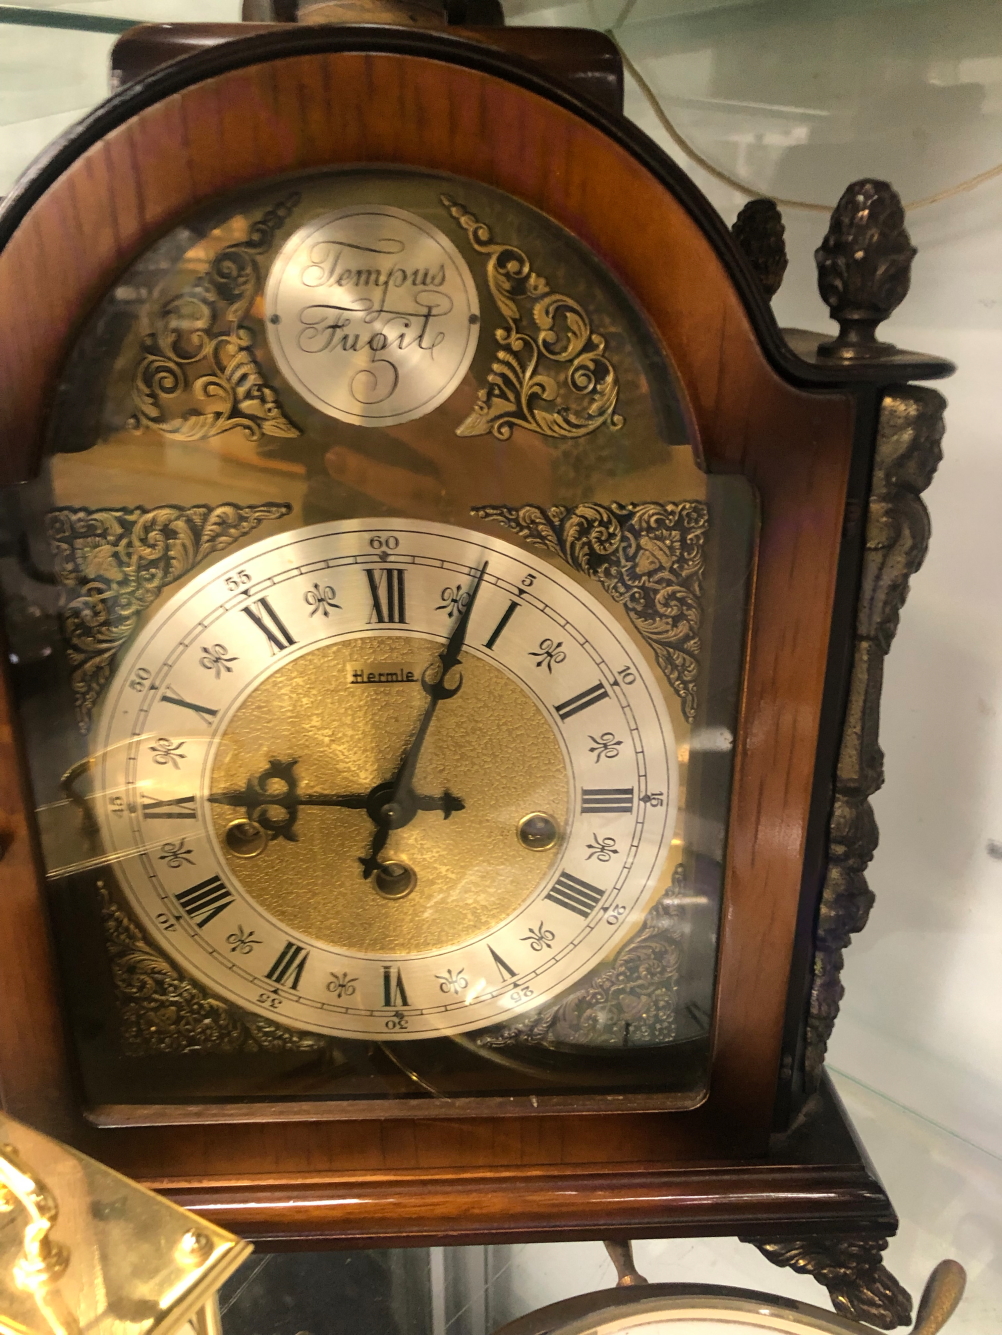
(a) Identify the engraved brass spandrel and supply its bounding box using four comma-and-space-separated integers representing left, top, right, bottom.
441, 194, 624, 441
45, 501, 291, 733
209, 634, 568, 956
128, 194, 301, 443
473, 502, 706, 723
477, 862, 686, 1050
98, 882, 326, 1056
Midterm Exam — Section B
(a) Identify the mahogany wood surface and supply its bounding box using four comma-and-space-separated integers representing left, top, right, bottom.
0, 29, 891, 1242
134, 1078, 901, 1246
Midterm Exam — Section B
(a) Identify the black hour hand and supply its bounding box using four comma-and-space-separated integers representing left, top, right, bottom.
415, 790, 465, 819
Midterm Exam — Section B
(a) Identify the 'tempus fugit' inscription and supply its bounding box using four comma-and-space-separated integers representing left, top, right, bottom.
265, 205, 480, 428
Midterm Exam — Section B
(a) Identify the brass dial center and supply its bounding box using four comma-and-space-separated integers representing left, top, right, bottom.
209, 635, 568, 955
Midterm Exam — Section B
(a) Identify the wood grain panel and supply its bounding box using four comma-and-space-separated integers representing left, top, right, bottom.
0, 34, 871, 1241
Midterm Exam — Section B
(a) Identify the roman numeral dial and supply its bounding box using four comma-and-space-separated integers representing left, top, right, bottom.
546, 871, 604, 918
98, 518, 676, 1041
582, 788, 634, 814
366, 567, 406, 623
176, 876, 234, 928
244, 596, 296, 654
555, 681, 610, 721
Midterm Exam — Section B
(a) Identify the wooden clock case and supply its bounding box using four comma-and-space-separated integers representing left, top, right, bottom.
0, 21, 950, 1325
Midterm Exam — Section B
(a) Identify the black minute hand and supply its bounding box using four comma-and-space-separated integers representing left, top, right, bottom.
358, 560, 488, 879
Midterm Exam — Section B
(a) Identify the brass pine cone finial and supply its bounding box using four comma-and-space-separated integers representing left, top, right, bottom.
816, 179, 917, 359
731, 198, 788, 299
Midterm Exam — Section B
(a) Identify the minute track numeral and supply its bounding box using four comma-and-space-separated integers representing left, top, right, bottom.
266, 941, 309, 989
581, 788, 634, 814
554, 681, 609, 721
545, 871, 604, 918
141, 794, 197, 820
243, 596, 296, 654
175, 875, 234, 928
367, 568, 407, 624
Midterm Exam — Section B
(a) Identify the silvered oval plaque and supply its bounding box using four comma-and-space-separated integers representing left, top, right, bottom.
264, 205, 480, 427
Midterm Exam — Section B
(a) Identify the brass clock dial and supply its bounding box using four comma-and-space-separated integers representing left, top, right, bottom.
95, 519, 678, 1039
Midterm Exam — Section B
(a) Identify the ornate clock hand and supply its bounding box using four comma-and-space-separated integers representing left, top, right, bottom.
208, 758, 464, 844
359, 560, 488, 880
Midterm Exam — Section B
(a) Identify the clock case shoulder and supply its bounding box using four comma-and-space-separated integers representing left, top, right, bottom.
0, 23, 948, 1252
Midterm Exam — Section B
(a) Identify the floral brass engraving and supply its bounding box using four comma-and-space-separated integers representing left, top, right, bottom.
805, 386, 945, 1091
128, 194, 301, 441
472, 502, 706, 723
46, 501, 292, 732
98, 881, 324, 1056
477, 864, 685, 1050
441, 195, 624, 440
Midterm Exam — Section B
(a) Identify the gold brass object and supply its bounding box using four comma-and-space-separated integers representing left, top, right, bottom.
0, 1112, 251, 1335
910, 1261, 965, 1335
209, 634, 567, 956
224, 820, 268, 859
441, 195, 624, 441
0, 1140, 69, 1304
374, 860, 417, 899
517, 813, 558, 851
603, 1239, 648, 1288
45, 501, 291, 733
128, 195, 301, 441
474, 502, 706, 723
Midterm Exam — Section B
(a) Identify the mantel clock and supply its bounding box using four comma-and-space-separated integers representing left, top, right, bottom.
0, 21, 951, 1332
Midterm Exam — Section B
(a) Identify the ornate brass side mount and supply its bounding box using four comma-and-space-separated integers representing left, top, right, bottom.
805, 386, 945, 1093
45, 500, 291, 732
441, 195, 624, 440
473, 501, 706, 723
